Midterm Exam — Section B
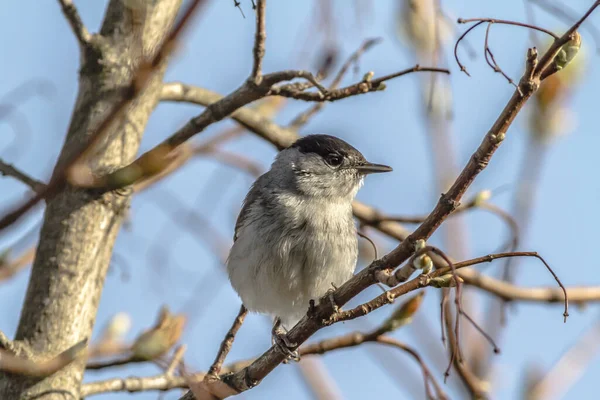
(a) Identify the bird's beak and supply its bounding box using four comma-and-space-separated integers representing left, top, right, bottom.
355, 162, 393, 174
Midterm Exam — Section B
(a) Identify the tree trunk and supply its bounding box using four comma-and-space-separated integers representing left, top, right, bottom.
0, 1, 181, 398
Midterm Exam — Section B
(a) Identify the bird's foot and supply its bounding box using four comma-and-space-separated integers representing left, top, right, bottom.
272, 318, 300, 363
326, 283, 340, 314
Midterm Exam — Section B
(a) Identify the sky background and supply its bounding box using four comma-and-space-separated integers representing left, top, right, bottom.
1, 0, 600, 399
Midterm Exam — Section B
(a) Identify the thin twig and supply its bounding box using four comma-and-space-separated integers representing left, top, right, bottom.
288, 37, 383, 129
57, 0, 91, 46
81, 373, 203, 397
459, 17, 559, 39
0, 247, 36, 281
483, 22, 522, 94
86, 355, 142, 370
232, 0, 245, 18
270, 65, 450, 102
0, 159, 46, 194
166, 345, 187, 376
357, 230, 378, 260
530, 0, 600, 52
459, 309, 500, 354
206, 305, 247, 377
454, 17, 559, 76
251, 0, 266, 82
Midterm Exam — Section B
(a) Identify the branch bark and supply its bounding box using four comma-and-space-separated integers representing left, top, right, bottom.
0, 1, 183, 398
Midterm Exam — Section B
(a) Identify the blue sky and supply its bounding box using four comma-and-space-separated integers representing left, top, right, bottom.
1, 1, 600, 399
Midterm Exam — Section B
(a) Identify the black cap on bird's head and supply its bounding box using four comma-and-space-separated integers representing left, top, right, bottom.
290, 134, 392, 174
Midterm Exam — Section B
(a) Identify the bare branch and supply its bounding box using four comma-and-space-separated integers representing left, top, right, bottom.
270, 65, 450, 102
454, 17, 559, 76
251, 0, 266, 82
86, 355, 142, 370
0, 247, 36, 282
81, 373, 198, 397
166, 345, 187, 376
232, 0, 246, 18
206, 305, 247, 377
530, 0, 600, 52
56, 0, 91, 46
0, 339, 86, 376
0, 159, 46, 193
535, 1, 600, 78
289, 37, 383, 129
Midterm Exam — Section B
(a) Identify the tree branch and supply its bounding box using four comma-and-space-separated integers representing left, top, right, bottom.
269, 65, 450, 102
57, 0, 91, 46
81, 373, 197, 397
0, 159, 46, 193
206, 305, 247, 377
251, 0, 266, 82
289, 37, 383, 129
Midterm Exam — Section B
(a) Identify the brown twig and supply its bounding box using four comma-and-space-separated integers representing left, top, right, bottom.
56, 0, 91, 46
357, 230, 378, 260
81, 373, 203, 397
375, 245, 465, 382
270, 65, 450, 102
459, 309, 500, 354
454, 17, 558, 76
483, 22, 522, 94
251, 0, 266, 82
459, 17, 559, 39
288, 37, 383, 129
166, 345, 187, 376
530, 0, 600, 52
0, 339, 86, 376
0, 247, 36, 281
534, 1, 599, 78
206, 305, 247, 377
454, 20, 486, 76
232, 0, 245, 18
301, 334, 446, 400
86, 355, 142, 370
0, 159, 46, 193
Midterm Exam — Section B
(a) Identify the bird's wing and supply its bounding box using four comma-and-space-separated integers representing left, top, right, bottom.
233, 175, 266, 242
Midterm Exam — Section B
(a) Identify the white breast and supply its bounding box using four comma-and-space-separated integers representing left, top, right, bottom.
226, 193, 358, 327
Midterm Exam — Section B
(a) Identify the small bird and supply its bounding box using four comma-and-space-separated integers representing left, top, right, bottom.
226, 134, 392, 357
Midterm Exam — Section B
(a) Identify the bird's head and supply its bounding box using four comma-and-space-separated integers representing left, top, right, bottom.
272, 134, 392, 199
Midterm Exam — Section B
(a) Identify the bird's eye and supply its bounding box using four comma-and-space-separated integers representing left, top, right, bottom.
326, 153, 343, 167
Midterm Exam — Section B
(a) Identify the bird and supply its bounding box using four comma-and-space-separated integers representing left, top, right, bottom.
226, 134, 392, 357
